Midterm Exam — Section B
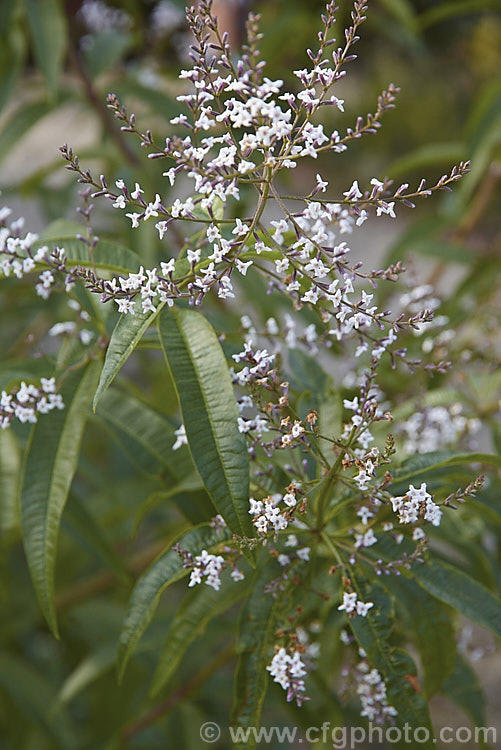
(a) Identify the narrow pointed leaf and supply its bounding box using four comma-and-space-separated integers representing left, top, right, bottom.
0, 428, 21, 534
158, 308, 252, 542
93, 303, 165, 410
117, 523, 230, 680
348, 580, 435, 747
231, 569, 286, 747
25, 0, 67, 98
383, 575, 456, 697
20, 360, 100, 636
150, 574, 247, 696
393, 451, 501, 485
0, 652, 76, 747
96, 388, 193, 478
32, 236, 141, 276
414, 559, 501, 638
442, 654, 488, 730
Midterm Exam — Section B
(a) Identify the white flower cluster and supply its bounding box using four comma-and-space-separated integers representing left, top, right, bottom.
188, 549, 226, 590
0, 378, 64, 429
391, 483, 442, 527
355, 660, 397, 723
249, 495, 290, 535
399, 405, 480, 455
267, 647, 308, 706
338, 591, 374, 617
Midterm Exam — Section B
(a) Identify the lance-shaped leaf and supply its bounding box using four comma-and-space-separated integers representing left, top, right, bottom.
150, 573, 247, 696
392, 450, 501, 487
383, 575, 456, 698
0, 428, 21, 535
117, 523, 230, 680
19, 360, 100, 636
31, 236, 141, 277
96, 388, 194, 479
25, 0, 67, 99
366, 534, 501, 639
158, 308, 253, 541
0, 652, 76, 748
414, 559, 501, 638
442, 654, 490, 736
93, 303, 165, 410
348, 579, 435, 747
231, 569, 285, 747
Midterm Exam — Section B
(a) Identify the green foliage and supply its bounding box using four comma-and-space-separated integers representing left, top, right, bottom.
158, 309, 254, 544
0, 0, 500, 746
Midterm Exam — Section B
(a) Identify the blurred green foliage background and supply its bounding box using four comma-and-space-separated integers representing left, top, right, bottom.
0, 1, 500, 748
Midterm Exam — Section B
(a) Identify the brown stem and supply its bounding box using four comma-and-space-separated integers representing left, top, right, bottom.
120, 644, 234, 743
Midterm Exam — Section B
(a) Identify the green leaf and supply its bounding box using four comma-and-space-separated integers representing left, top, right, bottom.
383, 575, 456, 698
0, 101, 52, 163
0, 428, 21, 535
32, 236, 141, 276
25, 0, 67, 98
96, 388, 194, 479
133, 474, 210, 534
0, 652, 76, 747
418, 0, 501, 30
63, 493, 126, 579
348, 580, 435, 747
0, 19, 26, 111
82, 29, 132, 78
414, 559, 501, 638
387, 142, 465, 180
117, 522, 230, 680
150, 574, 247, 696
158, 308, 253, 542
19, 360, 100, 636
93, 303, 165, 410
442, 654, 488, 729
53, 643, 116, 711
393, 451, 501, 486
231, 568, 285, 747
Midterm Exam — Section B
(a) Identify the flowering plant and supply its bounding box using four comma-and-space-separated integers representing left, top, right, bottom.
1, 1, 500, 746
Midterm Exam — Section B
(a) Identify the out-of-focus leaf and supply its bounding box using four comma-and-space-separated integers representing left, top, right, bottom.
414, 560, 501, 638
0, 652, 76, 747
53, 642, 116, 711
388, 142, 465, 179
232, 568, 286, 747
0, 15, 26, 111
19, 360, 100, 636
418, 0, 501, 30
378, 0, 418, 31
442, 654, 488, 730
63, 493, 126, 578
383, 575, 455, 698
150, 574, 247, 696
133, 473, 209, 534
32, 236, 141, 276
0, 428, 21, 535
82, 29, 132, 78
93, 303, 165, 410
96, 388, 193, 478
117, 523, 230, 680
393, 451, 501, 485
348, 581, 435, 747
0, 101, 53, 163
158, 308, 254, 544
25, 0, 67, 98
